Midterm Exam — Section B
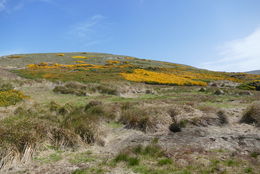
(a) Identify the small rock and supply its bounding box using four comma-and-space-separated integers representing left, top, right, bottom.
199, 87, 207, 92
238, 91, 253, 96
214, 89, 225, 95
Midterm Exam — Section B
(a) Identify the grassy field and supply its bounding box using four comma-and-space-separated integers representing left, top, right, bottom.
0, 52, 260, 173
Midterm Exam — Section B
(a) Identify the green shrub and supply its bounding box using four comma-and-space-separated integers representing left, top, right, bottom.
250, 151, 260, 158
114, 152, 139, 166
114, 153, 129, 163
133, 144, 164, 157
158, 158, 172, 166
238, 81, 260, 91
127, 157, 140, 166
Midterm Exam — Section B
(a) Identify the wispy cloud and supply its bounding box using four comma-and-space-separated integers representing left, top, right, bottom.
200, 27, 260, 72
70, 15, 105, 38
0, 0, 54, 13
0, 0, 7, 12
68, 14, 108, 48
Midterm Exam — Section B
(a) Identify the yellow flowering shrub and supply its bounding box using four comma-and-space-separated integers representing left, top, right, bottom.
74, 61, 86, 64
106, 60, 121, 65
71, 56, 88, 59
121, 69, 207, 86
0, 90, 27, 107
57, 54, 65, 56
26, 62, 133, 71
8, 55, 23, 59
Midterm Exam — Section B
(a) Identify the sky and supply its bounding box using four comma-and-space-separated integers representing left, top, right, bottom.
0, 0, 260, 72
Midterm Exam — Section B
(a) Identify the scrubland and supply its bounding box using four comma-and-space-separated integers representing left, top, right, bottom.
0, 53, 260, 174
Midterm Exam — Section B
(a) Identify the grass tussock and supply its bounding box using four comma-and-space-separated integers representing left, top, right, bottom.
53, 82, 118, 96
240, 102, 260, 127
0, 101, 107, 169
119, 107, 157, 132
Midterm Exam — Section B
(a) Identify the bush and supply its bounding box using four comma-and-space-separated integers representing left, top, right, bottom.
92, 85, 118, 95
133, 144, 164, 157
0, 90, 26, 107
0, 83, 14, 92
158, 158, 172, 166
240, 102, 260, 127
114, 153, 139, 166
53, 85, 87, 96
85, 100, 103, 111
120, 108, 155, 132
217, 110, 228, 125
238, 81, 260, 91
169, 123, 181, 133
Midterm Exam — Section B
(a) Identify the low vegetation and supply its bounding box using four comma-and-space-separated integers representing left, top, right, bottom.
0, 101, 106, 168
0, 52, 260, 173
0, 82, 27, 107
240, 102, 260, 127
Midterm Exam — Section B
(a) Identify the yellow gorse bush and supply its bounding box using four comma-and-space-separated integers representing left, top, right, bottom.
26, 62, 133, 70
121, 69, 207, 86
106, 60, 121, 64
74, 61, 86, 64
0, 90, 27, 107
57, 53, 65, 56
8, 55, 23, 59
71, 56, 88, 59
160, 68, 241, 82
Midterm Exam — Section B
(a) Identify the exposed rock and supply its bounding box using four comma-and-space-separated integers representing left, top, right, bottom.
199, 87, 207, 92
238, 91, 253, 96
214, 89, 225, 95
209, 80, 240, 88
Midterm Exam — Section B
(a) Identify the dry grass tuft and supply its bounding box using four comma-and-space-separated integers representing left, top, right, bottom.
119, 107, 157, 132
0, 102, 105, 169
240, 102, 260, 127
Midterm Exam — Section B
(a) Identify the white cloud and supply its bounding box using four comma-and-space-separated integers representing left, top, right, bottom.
68, 14, 107, 48
201, 28, 260, 72
0, 0, 7, 12
0, 0, 54, 13
70, 15, 105, 38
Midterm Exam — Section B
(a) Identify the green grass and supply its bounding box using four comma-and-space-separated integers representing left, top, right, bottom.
35, 152, 63, 163
69, 151, 96, 164
107, 121, 123, 128
72, 168, 105, 174
157, 158, 172, 166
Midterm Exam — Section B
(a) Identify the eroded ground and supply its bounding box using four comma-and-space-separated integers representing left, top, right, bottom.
0, 66, 260, 174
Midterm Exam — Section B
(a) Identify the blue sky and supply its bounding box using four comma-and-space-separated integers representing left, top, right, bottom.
0, 0, 260, 72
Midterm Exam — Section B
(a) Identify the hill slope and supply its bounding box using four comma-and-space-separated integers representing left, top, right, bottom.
247, 70, 260, 75
1, 52, 260, 86
0, 52, 260, 174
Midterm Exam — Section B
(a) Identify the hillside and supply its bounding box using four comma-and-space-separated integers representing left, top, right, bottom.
1, 52, 260, 86
247, 70, 260, 75
0, 52, 260, 174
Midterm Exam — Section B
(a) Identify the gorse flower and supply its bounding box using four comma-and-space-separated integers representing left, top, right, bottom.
57, 54, 65, 56
72, 56, 88, 59
0, 90, 27, 107
120, 69, 208, 86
